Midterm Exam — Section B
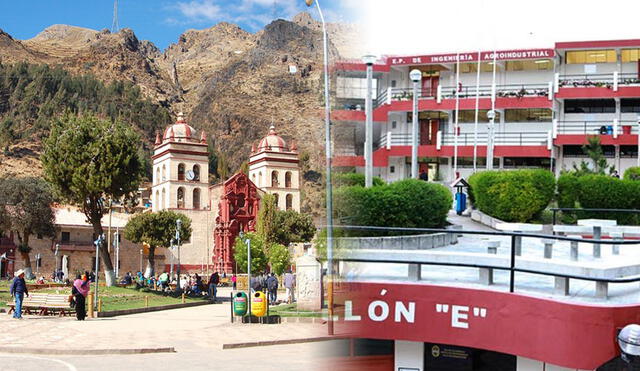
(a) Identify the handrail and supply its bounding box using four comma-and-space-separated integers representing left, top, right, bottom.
329, 224, 640, 294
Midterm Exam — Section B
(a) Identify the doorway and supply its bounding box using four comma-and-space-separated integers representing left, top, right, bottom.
420, 120, 439, 145
419, 162, 440, 181
421, 75, 439, 97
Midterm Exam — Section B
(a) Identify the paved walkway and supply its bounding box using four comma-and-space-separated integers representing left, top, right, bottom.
349, 211, 640, 305
0, 303, 326, 353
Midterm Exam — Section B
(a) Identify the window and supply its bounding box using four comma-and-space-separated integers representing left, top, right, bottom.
563, 145, 614, 157
274, 193, 279, 209
505, 59, 553, 71
390, 166, 395, 173
621, 145, 638, 158
61, 232, 70, 242
566, 50, 616, 64
271, 171, 279, 187
503, 157, 551, 168
391, 121, 397, 129
177, 164, 185, 181
622, 49, 640, 63
155, 190, 159, 209
336, 77, 378, 99
455, 157, 500, 168
621, 99, 640, 113
564, 99, 615, 114
391, 80, 396, 88
177, 187, 185, 208
193, 188, 200, 209
252, 173, 257, 184
286, 194, 293, 211
155, 168, 160, 184
453, 110, 501, 123
193, 164, 200, 181
353, 339, 394, 356
37, 233, 42, 239
459, 62, 495, 73
258, 172, 262, 187
161, 189, 166, 210
504, 109, 552, 122
162, 165, 166, 181
285, 172, 292, 188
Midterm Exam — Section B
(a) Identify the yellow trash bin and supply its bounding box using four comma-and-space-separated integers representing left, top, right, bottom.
251, 291, 268, 317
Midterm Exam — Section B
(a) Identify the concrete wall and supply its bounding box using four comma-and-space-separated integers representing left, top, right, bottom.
335, 229, 458, 251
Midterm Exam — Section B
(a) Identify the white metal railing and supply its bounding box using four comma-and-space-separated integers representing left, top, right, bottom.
377, 130, 550, 148
557, 120, 639, 136
557, 72, 640, 91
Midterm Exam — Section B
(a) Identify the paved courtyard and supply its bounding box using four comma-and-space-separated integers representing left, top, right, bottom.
0, 303, 331, 370
346, 212, 640, 305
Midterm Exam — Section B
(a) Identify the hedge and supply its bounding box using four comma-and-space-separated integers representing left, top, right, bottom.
334, 172, 385, 188
468, 170, 555, 222
624, 167, 640, 181
334, 179, 452, 236
556, 174, 640, 224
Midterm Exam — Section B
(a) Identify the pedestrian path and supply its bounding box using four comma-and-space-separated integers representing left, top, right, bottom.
0, 303, 325, 354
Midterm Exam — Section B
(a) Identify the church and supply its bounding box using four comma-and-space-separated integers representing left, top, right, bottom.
151, 113, 301, 274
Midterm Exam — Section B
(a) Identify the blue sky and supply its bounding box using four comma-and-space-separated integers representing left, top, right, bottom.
0, 0, 356, 50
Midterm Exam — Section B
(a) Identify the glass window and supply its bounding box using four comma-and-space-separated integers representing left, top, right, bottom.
353, 339, 394, 356
566, 50, 616, 64
61, 231, 70, 242
563, 145, 586, 157
564, 99, 616, 113
621, 99, 640, 113
621, 145, 638, 158
177, 163, 185, 181
285, 194, 293, 211
503, 157, 551, 168
193, 188, 200, 209
504, 109, 552, 122
621, 49, 640, 63
459, 62, 494, 73
455, 157, 499, 168
505, 59, 553, 71
453, 110, 501, 123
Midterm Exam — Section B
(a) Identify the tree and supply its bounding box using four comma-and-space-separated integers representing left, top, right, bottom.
124, 210, 192, 277
42, 113, 144, 286
256, 194, 278, 245
233, 232, 268, 274
572, 136, 615, 175
272, 210, 316, 246
0, 177, 56, 279
267, 243, 291, 275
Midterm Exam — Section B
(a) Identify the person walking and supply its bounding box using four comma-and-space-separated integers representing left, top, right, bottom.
10, 269, 29, 319
284, 270, 295, 304
72, 273, 91, 321
209, 271, 220, 302
267, 273, 278, 304
231, 274, 237, 290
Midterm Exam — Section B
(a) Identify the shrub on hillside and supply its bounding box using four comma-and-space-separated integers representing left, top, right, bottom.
468, 170, 555, 222
334, 179, 452, 236
334, 172, 384, 188
624, 167, 640, 181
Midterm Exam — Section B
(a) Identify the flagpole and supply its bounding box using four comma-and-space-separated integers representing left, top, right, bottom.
473, 50, 481, 172
453, 53, 460, 179
487, 49, 497, 170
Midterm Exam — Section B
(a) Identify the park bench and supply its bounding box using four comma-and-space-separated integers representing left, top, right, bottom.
7, 293, 75, 316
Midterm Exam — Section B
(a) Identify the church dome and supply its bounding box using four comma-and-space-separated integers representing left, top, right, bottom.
163, 112, 198, 142
257, 125, 289, 152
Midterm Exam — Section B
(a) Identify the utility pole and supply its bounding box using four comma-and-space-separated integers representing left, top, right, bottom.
111, 0, 119, 33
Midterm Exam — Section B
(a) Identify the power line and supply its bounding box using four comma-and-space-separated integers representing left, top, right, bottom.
111, 0, 119, 33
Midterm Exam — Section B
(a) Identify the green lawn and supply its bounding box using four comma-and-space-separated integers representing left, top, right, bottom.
0, 282, 210, 312
267, 303, 322, 318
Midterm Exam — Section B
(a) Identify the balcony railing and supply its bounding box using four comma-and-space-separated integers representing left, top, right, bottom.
375, 83, 551, 107
558, 72, 640, 89
557, 120, 639, 135
377, 131, 550, 149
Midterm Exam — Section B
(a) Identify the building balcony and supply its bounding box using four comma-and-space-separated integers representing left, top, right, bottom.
556, 72, 640, 98
378, 130, 550, 149
557, 120, 639, 135
375, 83, 551, 108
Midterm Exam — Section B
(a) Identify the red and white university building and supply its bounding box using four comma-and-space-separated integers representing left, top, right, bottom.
332, 39, 640, 181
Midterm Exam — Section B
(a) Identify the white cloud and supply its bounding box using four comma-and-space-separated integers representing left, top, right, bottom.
175, 0, 223, 22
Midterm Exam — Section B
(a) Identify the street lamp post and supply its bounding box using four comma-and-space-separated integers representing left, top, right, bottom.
114, 229, 120, 278
93, 234, 104, 310
487, 109, 496, 170
240, 232, 251, 322
410, 69, 421, 179
176, 219, 182, 293
363, 54, 377, 188
305, 0, 335, 336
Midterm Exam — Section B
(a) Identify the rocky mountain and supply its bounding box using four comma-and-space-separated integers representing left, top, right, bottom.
0, 13, 359, 214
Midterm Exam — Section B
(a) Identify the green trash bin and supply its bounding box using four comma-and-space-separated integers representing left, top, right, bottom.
233, 292, 248, 316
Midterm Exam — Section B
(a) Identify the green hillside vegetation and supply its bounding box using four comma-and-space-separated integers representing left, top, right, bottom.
0, 62, 172, 151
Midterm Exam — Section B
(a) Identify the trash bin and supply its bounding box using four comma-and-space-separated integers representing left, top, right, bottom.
455, 192, 467, 215
233, 292, 248, 316
623, 125, 632, 135
251, 291, 268, 317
